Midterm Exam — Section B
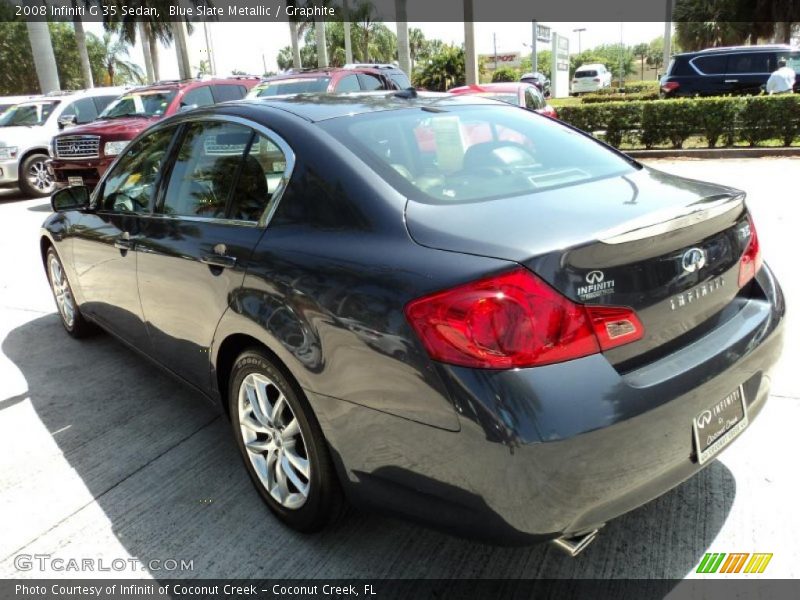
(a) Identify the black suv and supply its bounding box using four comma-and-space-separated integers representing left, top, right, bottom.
660, 44, 799, 97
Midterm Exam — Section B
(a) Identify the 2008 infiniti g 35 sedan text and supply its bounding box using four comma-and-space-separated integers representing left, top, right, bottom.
41, 93, 785, 553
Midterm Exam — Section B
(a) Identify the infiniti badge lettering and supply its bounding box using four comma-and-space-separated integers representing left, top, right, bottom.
670, 276, 725, 311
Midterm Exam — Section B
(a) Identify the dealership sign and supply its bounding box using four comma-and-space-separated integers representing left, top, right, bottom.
481, 52, 522, 69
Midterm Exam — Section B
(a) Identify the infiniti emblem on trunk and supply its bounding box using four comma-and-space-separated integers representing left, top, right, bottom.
682, 248, 706, 273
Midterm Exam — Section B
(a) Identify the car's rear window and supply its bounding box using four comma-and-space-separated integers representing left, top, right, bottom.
255, 78, 331, 96
575, 70, 598, 78
319, 105, 636, 204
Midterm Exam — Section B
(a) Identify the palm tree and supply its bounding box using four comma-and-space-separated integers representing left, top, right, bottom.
395, 0, 410, 75
352, 1, 380, 62
96, 32, 144, 86
26, 20, 60, 93
71, 0, 93, 88
408, 27, 425, 74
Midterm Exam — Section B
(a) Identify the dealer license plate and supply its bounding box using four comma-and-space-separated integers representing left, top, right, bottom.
68, 176, 83, 187
693, 385, 748, 464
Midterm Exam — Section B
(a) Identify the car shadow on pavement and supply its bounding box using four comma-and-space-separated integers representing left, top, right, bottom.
26, 202, 52, 213
2, 313, 736, 581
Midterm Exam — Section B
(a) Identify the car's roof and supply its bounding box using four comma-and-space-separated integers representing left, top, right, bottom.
676, 44, 798, 58
233, 91, 506, 122
264, 67, 381, 81
449, 83, 529, 94
127, 77, 259, 93
576, 63, 605, 70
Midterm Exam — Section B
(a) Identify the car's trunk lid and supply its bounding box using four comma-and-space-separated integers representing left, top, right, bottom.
404, 167, 751, 366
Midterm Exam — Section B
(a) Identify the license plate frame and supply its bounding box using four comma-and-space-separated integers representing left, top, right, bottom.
693, 385, 748, 465
67, 176, 83, 187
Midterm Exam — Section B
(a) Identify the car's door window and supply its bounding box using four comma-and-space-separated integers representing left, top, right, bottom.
180, 85, 214, 110
389, 72, 411, 89
230, 132, 289, 222
358, 73, 385, 90
693, 55, 727, 74
334, 74, 360, 93
161, 121, 253, 219
62, 97, 99, 124
93, 95, 117, 114
212, 84, 247, 102
728, 53, 770, 74
99, 127, 176, 213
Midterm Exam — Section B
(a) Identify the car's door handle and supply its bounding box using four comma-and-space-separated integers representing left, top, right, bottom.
724, 79, 739, 83
201, 244, 236, 269
114, 232, 133, 251
200, 254, 236, 269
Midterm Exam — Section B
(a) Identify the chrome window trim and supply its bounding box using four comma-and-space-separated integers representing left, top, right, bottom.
689, 51, 778, 77
94, 112, 296, 228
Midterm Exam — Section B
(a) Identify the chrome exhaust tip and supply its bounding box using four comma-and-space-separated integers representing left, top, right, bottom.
550, 529, 600, 557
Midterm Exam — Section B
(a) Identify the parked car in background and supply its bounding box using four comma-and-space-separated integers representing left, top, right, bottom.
571, 64, 612, 95
42, 92, 783, 549
519, 71, 551, 97
660, 44, 800, 97
0, 87, 126, 197
448, 82, 558, 118
0, 95, 40, 117
248, 64, 410, 98
49, 76, 259, 190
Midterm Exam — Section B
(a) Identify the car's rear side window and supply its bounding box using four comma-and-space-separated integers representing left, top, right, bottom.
390, 73, 411, 89
320, 105, 635, 204
727, 52, 771, 74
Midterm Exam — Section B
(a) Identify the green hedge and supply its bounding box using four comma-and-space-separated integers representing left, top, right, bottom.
558, 94, 800, 149
581, 91, 660, 103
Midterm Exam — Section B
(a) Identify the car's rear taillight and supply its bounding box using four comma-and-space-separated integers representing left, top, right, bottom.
585, 306, 644, 351
404, 268, 644, 369
661, 81, 680, 93
738, 214, 763, 287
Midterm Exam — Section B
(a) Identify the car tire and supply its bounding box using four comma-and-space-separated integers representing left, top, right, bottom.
229, 349, 344, 532
19, 153, 55, 198
45, 247, 95, 338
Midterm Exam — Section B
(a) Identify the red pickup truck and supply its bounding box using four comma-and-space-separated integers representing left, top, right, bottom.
50, 76, 259, 189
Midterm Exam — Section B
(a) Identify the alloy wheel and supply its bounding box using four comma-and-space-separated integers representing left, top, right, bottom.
238, 372, 310, 509
49, 256, 75, 328
28, 159, 54, 194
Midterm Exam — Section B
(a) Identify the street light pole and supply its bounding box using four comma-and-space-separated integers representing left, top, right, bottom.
572, 27, 586, 55
531, 20, 537, 75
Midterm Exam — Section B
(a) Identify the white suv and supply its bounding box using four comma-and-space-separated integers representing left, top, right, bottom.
0, 87, 126, 197
571, 64, 613, 95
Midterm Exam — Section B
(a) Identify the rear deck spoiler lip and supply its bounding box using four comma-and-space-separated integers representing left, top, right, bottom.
598, 193, 746, 245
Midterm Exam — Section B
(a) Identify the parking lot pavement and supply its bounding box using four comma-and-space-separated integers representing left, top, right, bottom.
0, 158, 798, 583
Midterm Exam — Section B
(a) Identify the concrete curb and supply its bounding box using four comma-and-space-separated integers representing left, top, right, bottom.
625, 147, 800, 159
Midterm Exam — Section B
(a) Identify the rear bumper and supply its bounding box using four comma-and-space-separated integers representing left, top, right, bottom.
311, 264, 785, 544
50, 156, 113, 189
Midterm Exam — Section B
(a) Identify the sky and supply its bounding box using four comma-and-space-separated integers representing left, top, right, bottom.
83, 21, 669, 80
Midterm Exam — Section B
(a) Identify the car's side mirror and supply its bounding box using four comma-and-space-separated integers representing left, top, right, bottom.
51, 185, 90, 212
179, 103, 198, 113
57, 115, 78, 130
